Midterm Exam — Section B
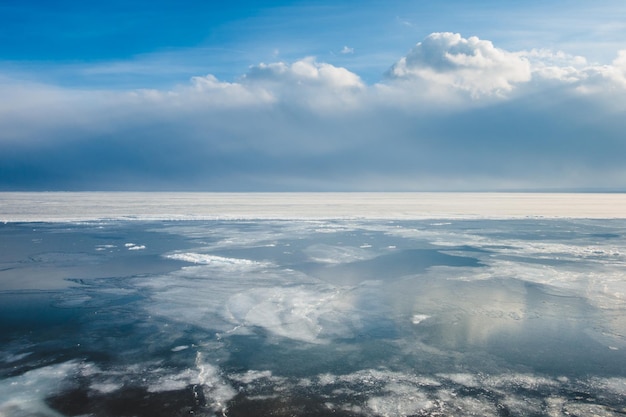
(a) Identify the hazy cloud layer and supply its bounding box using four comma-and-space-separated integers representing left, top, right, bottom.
1, 33, 626, 191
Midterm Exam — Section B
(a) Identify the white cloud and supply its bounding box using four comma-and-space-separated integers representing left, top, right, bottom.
2, 33, 626, 190
521, 48, 588, 83
187, 74, 275, 106
340, 46, 354, 54
243, 57, 364, 90
590, 49, 626, 89
387, 32, 532, 97
511, 47, 626, 98
239, 57, 365, 111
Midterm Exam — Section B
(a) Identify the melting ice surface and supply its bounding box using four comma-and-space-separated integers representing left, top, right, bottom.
1, 199, 626, 416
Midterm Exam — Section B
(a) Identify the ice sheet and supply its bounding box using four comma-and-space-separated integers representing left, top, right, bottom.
2, 217, 626, 416
2, 192, 626, 222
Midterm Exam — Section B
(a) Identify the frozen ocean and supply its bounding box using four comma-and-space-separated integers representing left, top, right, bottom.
1, 193, 625, 416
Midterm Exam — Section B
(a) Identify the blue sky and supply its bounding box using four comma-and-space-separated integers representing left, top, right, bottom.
1, 0, 626, 190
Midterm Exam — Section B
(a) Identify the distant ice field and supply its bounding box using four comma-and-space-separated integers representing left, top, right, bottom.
1, 193, 625, 416
1, 192, 626, 222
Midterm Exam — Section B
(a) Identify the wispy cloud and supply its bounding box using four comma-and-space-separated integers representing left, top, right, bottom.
340, 46, 355, 55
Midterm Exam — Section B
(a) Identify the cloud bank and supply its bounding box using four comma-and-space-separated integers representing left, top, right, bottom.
1, 33, 626, 191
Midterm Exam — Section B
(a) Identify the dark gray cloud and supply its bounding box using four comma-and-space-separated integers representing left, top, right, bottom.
1, 33, 626, 191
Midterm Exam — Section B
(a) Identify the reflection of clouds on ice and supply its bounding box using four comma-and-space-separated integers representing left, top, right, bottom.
149, 219, 626, 352
379, 220, 626, 312
3, 217, 626, 416
483, 238, 626, 318
484, 259, 626, 309
387, 269, 626, 358
140, 252, 377, 343
225, 286, 357, 343
160, 220, 361, 251
304, 243, 376, 264
381, 224, 490, 247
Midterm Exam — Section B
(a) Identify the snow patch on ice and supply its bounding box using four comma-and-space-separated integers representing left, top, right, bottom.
0, 361, 82, 417
437, 373, 480, 388
171, 345, 190, 352
146, 352, 236, 414
367, 386, 434, 416
411, 314, 430, 325
148, 368, 197, 392
90, 381, 123, 394
95, 244, 117, 251
231, 370, 275, 384
590, 376, 626, 395
125, 242, 146, 250
195, 352, 237, 414
166, 252, 272, 269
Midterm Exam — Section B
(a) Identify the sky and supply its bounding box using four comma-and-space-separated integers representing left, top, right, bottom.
1, 0, 626, 191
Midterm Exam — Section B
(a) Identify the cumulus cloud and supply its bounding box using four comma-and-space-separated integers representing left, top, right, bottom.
387, 32, 532, 97
243, 57, 363, 89
583, 50, 626, 90
522, 48, 588, 82
237, 57, 366, 112
1, 33, 626, 191
187, 74, 275, 106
